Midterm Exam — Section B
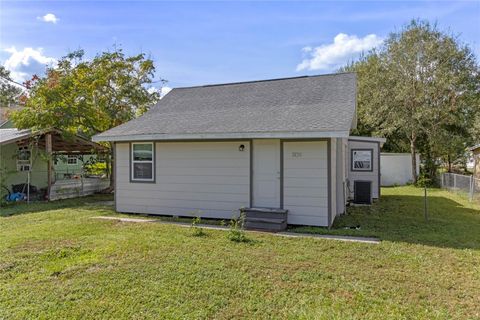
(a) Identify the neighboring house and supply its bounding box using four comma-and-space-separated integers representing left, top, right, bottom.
0, 127, 108, 201
381, 153, 420, 186
0, 105, 22, 126
53, 154, 96, 179
93, 73, 385, 228
0, 77, 28, 128
0, 120, 96, 178
1, 120, 97, 177
0, 119, 15, 129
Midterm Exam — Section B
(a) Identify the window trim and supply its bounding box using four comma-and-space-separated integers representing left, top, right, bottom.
351, 148, 374, 172
130, 142, 155, 183
67, 155, 78, 165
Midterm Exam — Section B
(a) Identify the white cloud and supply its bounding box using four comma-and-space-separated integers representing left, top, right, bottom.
146, 86, 172, 98
296, 33, 383, 71
38, 13, 59, 24
160, 86, 172, 97
147, 87, 157, 94
3, 47, 56, 82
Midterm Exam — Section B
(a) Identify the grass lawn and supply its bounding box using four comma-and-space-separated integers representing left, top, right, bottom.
1, 187, 479, 319
293, 186, 480, 249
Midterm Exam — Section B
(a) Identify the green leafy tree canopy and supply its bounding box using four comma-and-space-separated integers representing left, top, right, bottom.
344, 20, 480, 182
0, 66, 24, 109
10, 48, 163, 189
11, 48, 162, 136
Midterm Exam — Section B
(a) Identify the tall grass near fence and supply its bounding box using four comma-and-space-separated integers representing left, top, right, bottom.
440, 172, 480, 202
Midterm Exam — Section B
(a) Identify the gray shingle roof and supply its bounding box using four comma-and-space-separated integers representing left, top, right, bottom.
0, 128, 32, 145
93, 73, 356, 141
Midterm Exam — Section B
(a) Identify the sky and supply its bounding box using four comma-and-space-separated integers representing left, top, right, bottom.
1, 0, 479, 93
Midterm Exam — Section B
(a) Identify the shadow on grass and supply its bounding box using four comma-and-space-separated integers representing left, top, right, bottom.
0, 194, 114, 217
293, 194, 480, 250
3, 189, 479, 250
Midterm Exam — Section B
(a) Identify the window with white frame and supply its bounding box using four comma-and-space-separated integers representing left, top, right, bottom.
67, 155, 78, 165
131, 143, 154, 182
17, 146, 31, 172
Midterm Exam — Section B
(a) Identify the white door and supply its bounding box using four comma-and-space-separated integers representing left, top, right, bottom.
253, 139, 280, 208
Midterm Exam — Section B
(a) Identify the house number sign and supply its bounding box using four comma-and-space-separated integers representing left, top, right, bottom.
292, 152, 302, 158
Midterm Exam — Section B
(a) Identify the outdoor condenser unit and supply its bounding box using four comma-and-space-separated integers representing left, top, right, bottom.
353, 180, 372, 204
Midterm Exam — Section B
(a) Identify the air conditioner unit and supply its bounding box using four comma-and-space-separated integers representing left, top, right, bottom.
354, 180, 372, 204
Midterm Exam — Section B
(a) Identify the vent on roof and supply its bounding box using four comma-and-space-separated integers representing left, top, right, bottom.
353, 180, 372, 204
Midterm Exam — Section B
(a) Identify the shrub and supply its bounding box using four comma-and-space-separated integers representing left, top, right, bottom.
85, 161, 107, 176
415, 172, 435, 188
190, 214, 206, 237
227, 212, 250, 243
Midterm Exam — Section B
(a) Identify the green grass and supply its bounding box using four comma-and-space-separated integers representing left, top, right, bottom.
1, 187, 479, 319
292, 186, 480, 250
0, 194, 114, 217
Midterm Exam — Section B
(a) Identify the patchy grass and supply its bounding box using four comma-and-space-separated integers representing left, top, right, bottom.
0, 194, 113, 217
292, 186, 480, 250
1, 188, 479, 319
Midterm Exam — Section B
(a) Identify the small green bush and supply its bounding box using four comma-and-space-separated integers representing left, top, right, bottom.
227, 213, 249, 243
190, 214, 206, 237
85, 162, 107, 176
415, 172, 435, 188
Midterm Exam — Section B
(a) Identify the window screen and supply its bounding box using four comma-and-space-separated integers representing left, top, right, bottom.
131, 143, 154, 181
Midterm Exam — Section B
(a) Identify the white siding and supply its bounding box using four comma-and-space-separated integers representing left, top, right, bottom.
348, 139, 380, 199
283, 141, 329, 226
335, 138, 348, 216
115, 141, 250, 219
329, 139, 336, 226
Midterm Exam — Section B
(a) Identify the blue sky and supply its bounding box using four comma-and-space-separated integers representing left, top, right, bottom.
1, 1, 479, 91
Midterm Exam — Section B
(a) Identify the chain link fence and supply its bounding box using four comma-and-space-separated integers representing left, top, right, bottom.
440, 173, 480, 202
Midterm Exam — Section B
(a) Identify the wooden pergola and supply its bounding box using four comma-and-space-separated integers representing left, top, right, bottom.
13, 129, 108, 200
15, 129, 108, 155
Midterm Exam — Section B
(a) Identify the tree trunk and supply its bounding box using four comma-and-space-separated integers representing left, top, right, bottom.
410, 134, 418, 183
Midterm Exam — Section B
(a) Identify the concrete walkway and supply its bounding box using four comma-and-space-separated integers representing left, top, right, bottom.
94, 216, 158, 223
276, 232, 380, 244
93, 216, 380, 244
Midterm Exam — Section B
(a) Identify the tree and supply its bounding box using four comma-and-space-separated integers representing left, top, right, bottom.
11, 48, 163, 189
0, 66, 24, 110
344, 20, 480, 183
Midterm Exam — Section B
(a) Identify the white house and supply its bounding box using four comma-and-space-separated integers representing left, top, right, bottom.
93, 73, 385, 229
